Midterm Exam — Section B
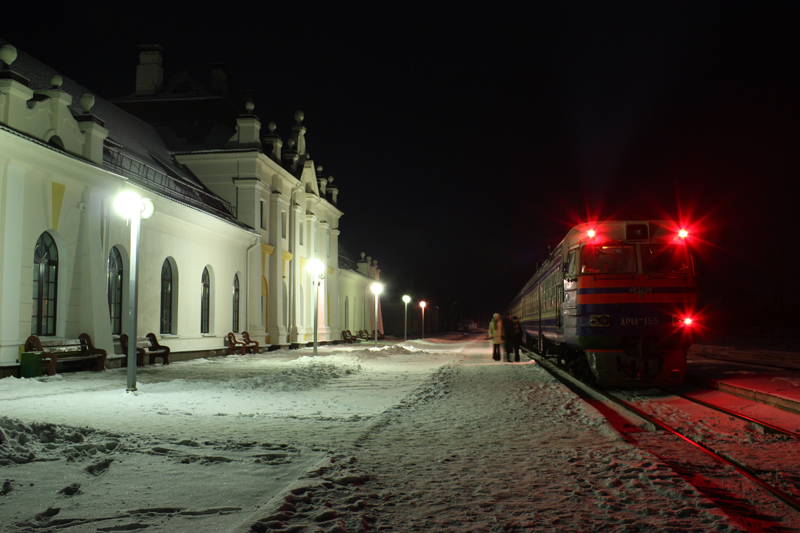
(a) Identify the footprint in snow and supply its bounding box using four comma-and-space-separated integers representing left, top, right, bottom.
85, 459, 112, 476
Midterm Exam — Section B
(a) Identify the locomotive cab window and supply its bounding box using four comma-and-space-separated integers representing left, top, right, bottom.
641, 244, 693, 274
565, 250, 578, 278
581, 245, 636, 274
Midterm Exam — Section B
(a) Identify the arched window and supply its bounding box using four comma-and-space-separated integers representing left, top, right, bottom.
108, 247, 123, 335
201, 267, 211, 333
32, 232, 58, 336
232, 274, 240, 333
160, 260, 173, 334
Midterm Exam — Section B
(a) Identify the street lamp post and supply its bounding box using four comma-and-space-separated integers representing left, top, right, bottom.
114, 190, 155, 392
402, 295, 411, 341
371, 282, 383, 346
307, 259, 326, 356
419, 301, 427, 339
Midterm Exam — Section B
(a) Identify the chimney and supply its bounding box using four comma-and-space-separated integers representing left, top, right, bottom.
136, 45, 164, 96
210, 63, 228, 96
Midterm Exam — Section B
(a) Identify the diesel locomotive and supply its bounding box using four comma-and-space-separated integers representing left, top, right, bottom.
507, 220, 696, 387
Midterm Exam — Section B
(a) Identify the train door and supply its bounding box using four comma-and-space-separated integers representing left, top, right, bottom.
562, 249, 578, 342
556, 277, 563, 328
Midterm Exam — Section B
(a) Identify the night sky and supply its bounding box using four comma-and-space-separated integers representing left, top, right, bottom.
4, 2, 800, 334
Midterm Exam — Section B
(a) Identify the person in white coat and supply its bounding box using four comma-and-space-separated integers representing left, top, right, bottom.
488, 313, 503, 361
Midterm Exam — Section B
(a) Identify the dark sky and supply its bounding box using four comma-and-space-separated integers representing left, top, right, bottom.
5, 2, 800, 330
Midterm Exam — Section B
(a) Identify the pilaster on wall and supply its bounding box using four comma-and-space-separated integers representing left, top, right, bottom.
0, 162, 25, 364
287, 201, 303, 344
232, 177, 266, 231
258, 243, 274, 343
327, 228, 341, 341
267, 192, 290, 345
77, 188, 114, 356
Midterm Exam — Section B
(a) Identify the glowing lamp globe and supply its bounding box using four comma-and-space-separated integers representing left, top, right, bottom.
307, 258, 325, 277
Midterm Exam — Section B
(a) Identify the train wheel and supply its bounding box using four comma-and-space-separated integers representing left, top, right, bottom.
569, 355, 594, 384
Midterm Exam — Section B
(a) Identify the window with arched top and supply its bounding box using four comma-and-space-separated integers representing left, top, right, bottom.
201, 267, 211, 333
32, 232, 58, 336
160, 260, 173, 335
108, 246, 123, 335
232, 274, 240, 333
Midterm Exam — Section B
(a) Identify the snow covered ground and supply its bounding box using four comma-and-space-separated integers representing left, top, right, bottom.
0, 335, 787, 532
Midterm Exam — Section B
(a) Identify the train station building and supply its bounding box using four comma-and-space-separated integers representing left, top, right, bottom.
0, 41, 384, 377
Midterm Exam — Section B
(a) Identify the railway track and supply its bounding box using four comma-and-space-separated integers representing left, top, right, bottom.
527, 348, 800, 531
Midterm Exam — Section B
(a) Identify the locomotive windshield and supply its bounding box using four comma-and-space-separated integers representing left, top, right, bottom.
641, 244, 693, 274
580, 245, 636, 274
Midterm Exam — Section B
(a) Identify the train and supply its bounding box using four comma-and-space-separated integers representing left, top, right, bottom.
507, 220, 697, 387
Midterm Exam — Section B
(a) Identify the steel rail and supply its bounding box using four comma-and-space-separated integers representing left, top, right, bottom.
665, 389, 800, 439
525, 349, 800, 514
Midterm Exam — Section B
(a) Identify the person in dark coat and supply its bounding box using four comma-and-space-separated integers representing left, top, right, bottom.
511, 316, 523, 362
502, 314, 515, 362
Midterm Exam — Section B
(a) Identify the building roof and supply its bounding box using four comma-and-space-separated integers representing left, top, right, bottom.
0, 39, 244, 226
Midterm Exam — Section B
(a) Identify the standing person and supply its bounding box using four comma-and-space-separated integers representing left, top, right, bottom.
511, 315, 523, 362
502, 314, 515, 362
489, 313, 503, 361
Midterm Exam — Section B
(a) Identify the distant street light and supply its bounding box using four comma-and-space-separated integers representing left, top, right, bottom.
114, 190, 155, 392
371, 282, 383, 346
419, 301, 427, 339
307, 258, 326, 356
402, 295, 411, 341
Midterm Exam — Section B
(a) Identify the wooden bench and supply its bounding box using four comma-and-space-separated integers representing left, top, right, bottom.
24, 333, 107, 376
342, 330, 357, 344
120, 332, 170, 366
357, 330, 371, 341
227, 331, 259, 355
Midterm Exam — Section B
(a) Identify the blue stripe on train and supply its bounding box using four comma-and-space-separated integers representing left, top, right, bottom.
577, 287, 697, 295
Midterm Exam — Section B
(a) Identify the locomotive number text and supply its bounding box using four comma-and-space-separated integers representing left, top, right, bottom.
620, 316, 659, 326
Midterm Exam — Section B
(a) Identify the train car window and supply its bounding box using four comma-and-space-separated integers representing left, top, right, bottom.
641, 244, 692, 274
581, 245, 636, 274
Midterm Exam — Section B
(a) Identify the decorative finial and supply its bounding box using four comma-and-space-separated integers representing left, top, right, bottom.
268, 122, 277, 133
286, 138, 296, 148
79, 93, 95, 113
294, 110, 304, 124
245, 100, 255, 113
51, 75, 63, 89
327, 176, 334, 183
316, 165, 323, 172
0, 44, 18, 67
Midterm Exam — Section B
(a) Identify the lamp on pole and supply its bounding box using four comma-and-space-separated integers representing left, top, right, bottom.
114, 190, 155, 392
419, 301, 427, 339
402, 295, 411, 341
371, 282, 383, 346
307, 258, 326, 356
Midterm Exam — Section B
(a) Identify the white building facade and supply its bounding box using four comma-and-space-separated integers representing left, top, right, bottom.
0, 42, 381, 377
